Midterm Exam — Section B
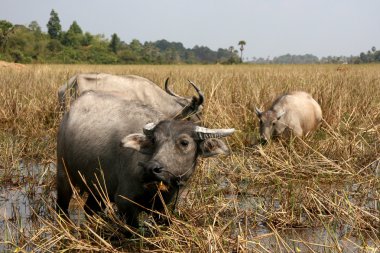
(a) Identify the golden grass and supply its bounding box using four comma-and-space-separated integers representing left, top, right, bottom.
0, 64, 379, 252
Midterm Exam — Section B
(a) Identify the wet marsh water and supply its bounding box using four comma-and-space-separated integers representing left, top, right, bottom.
0, 162, 55, 250
1, 161, 378, 252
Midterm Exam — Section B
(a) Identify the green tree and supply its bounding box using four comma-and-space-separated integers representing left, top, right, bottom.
238, 40, 246, 62
47, 9, 62, 39
28, 21, 41, 33
0, 14, 257, 64
62, 21, 84, 47
374, 50, 380, 61
10, 49, 25, 62
109, 33, 121, 53
142, 42, 160, 63
47, 39, 63, 53
359, 52, 367, 63
164, 48, 181, 63
82, 32, 93, 46
130, 39, 143, 52
69, 21, 82, 34
0, 20, 14, 52
225, 46, 240, 64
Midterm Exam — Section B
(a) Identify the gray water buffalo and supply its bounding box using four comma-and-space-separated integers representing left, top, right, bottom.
58, 73, 204, 120
56, 91, 234, 228
255, 91, 322, 142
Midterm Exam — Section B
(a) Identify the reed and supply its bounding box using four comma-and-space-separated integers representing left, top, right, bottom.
0, 64, 379, 252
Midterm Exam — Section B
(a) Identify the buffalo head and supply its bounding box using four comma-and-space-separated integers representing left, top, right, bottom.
255, 107, 286, 143
121, 120, 234, 188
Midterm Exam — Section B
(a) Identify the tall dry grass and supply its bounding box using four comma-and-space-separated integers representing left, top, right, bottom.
0, 64, 379, 252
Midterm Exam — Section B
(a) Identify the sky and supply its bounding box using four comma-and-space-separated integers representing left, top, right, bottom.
1, 0, 379, 59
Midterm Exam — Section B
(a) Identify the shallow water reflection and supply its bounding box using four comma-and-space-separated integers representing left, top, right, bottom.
0, 161, 55, 251
0, 161, 378, 252
222, 193, 378, 252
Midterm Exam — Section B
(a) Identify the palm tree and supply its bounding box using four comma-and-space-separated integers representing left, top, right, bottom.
238, 40, 246, 62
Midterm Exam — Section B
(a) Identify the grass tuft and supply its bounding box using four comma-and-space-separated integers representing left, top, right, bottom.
0, 64, 379, 252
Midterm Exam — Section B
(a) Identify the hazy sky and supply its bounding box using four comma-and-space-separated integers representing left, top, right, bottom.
1, 0, 379, 59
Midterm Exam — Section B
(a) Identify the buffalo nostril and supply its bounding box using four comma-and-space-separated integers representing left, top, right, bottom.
260, 137, 268, 145
152, 167, 162, 174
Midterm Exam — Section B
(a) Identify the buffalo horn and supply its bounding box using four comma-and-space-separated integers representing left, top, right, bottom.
165, 78, 204, 107
255, 107, 262, 116
165, 78, 185, 99
188, 80, 204, 107
194, 126, 235, 140
143, 122, 156, 136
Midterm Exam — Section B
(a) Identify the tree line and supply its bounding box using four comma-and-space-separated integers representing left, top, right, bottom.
249, 48, 380, 64
1, 9, 378, 65
0, 10, 242, 64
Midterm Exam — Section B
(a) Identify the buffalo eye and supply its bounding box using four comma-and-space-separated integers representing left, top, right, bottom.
180, 139, 189, 147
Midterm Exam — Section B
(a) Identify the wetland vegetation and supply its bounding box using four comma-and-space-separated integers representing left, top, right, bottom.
0, 64, 379, 252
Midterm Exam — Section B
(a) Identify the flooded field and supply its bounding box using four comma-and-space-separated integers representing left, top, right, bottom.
0, 64, 379, 252
1, 159, 378, 252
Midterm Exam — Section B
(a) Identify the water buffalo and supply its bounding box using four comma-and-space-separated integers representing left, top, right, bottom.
56, 91, 234, 228
57, 73, 204, 121
255, 91, 322, 142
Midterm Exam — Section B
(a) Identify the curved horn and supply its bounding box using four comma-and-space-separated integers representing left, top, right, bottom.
165, 78, 204, 108
165, 78, 185, 99
173, 80, 205, 120
187, 80, 204, 107
195, 126, 235, 140
255, 107, 262, 117
143, 122, 156, 136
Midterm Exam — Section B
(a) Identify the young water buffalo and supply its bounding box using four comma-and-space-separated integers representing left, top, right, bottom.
56, 91, 234, 228
255, 91, 322, 142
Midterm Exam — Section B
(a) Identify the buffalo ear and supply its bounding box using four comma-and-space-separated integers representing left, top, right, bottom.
276, 110, 285, 120
121, 134, 152, 153
199, 138, 230, 158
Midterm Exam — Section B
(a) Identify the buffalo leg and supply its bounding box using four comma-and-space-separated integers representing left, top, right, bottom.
84, 194, 103, 215
56, 165, 73, 217
117, 202, 140, 237
152, 212, 171, 226
151, 191, 175, 225
116, 196, 140, 228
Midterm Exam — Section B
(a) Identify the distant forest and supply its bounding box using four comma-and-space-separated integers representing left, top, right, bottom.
0, 10, 241, 64
0, 10, 379, 64
250, 49, 380, 64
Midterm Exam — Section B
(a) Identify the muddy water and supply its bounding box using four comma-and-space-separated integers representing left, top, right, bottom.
0, 161, 56, 251
222, 193, 378, 252
0, 161, 378, 252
